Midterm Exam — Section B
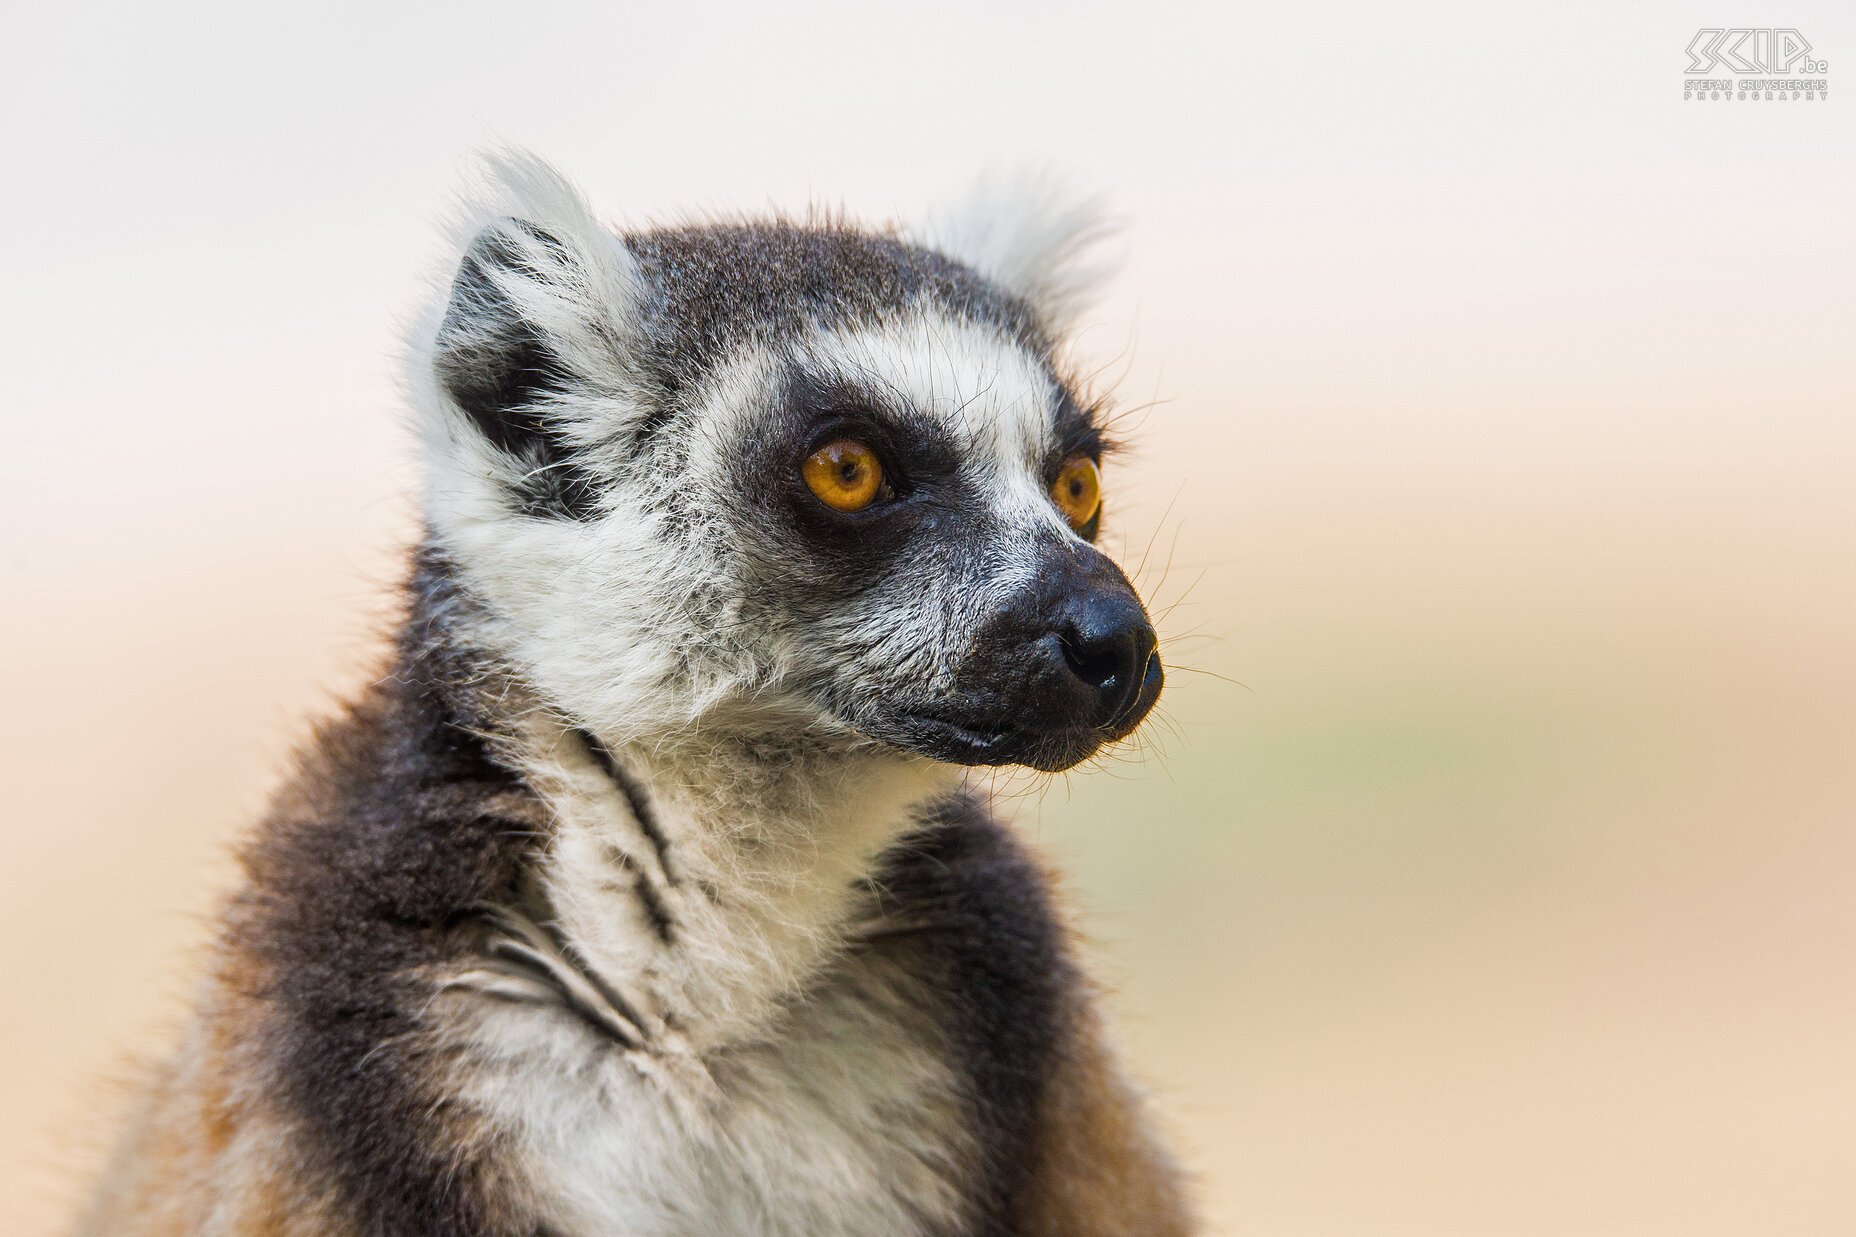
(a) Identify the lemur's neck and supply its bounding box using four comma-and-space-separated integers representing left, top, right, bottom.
524, 720, 954, 1050
410, 547, 959, 1051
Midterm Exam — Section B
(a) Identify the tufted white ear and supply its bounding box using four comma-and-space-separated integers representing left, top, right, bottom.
449, 148, 643, 323
431, 151, 646, 426
916, 172, 1121, 333
409, 149, 653, 521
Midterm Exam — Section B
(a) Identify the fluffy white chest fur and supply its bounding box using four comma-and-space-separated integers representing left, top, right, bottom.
467, 951, 969, 1237
446, 729, 975, 1236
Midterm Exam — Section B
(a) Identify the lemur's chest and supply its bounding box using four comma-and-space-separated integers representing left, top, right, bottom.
459, 947, 974, 1237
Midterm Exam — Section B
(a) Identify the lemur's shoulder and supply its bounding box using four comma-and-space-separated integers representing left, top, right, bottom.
77, 654, 547, 1237
872, 796, 1193, 1236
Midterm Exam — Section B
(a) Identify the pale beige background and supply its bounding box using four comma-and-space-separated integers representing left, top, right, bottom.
4, 2, 1854, 1233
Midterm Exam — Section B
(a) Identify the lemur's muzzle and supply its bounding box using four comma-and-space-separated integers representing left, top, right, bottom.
1034, 553, 1161, 735
890, 539, 1164, 772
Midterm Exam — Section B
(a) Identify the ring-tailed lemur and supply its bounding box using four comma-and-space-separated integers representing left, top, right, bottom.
77, 154, 1192, 1237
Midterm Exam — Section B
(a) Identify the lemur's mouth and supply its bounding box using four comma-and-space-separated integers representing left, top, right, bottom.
884, 648, 1163, 773
886, 711, 1015, 761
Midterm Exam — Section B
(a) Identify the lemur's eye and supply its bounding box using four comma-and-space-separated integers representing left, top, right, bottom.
1051, 456, 1102, 532
802, 439, 885, 512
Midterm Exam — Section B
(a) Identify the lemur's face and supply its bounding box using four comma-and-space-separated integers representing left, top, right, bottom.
703, 323, 1161, 773
418, 160, 1160, 772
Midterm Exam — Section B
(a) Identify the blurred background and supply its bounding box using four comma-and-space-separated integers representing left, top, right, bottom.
3, 2, 1853, 1233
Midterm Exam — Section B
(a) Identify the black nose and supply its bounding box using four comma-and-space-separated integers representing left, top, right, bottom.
909, 540, 1163, 770
1056, 591, 1159, 727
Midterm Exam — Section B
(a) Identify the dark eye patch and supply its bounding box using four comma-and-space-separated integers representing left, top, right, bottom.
718, 365, 988, 602
785, 370, 961, 493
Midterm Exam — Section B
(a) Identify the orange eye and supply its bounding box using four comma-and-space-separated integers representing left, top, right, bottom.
802, 439, 884, 512
1051, 455, 1102, 532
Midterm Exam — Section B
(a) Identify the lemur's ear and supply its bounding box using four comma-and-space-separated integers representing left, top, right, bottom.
432, 152, 644, 456
917, 173, 1121, 332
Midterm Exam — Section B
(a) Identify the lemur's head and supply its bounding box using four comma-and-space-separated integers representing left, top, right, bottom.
411, 154, 1160, 773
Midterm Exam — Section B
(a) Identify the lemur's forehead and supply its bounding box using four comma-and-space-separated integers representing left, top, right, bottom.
800, 316, 1058, 466
681, 309, 1069, 500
